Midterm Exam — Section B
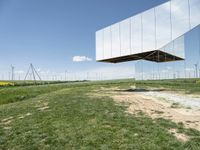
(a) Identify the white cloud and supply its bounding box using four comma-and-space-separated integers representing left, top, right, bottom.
73, 56, 92, 62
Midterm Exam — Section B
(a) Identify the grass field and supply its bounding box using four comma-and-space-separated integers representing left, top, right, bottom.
0, 79, 200, 149
135, 79, 200, 94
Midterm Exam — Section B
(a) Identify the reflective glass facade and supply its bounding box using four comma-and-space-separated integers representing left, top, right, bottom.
96, 0, 200, 61
135, 25, 200, 80
96, 0, 200, 80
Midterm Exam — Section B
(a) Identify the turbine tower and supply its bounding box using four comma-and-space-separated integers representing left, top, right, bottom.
11, 65, 15, 81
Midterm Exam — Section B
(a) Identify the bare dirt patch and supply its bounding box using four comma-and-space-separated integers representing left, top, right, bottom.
37, 102, 50, 111
1, 116, 13, 122
18, 113, 32, 119
89, 87, 200, 132
35, 100, 50, 112
26, 112, 32, 116
1, 116, 13, 130
169, 128, 190, 142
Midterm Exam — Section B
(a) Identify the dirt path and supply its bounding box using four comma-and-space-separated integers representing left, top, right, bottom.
143, 91, 200, 108
91, 87, 200, 132
113, 92, 200, 131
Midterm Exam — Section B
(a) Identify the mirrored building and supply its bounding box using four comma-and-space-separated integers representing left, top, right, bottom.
96, 0, 200, 80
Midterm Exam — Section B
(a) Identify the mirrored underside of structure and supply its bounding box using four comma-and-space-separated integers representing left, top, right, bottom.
96, 0, 200, 64
98, 50, 184, 63
135, 25, 200, 80
96, 0, 200, 80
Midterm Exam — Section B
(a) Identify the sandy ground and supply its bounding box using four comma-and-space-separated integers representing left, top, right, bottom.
91, 87, 200, 132
113, 92, 200, 131
143, 91, 200, 108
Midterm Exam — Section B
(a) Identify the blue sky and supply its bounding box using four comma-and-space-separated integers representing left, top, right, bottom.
0, 0, 167, 80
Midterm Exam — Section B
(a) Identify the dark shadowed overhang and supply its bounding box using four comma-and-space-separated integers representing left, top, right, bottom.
97, 50, 184, 63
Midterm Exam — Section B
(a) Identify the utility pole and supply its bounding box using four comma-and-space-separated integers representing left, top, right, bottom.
24, 64, 42, 83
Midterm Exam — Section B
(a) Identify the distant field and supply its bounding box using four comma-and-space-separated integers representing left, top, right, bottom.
0, 80, 86, 87
0, 79, 200, 149
1, 78, 200, 94
135, 79, 200, 94
0, 80, 132, 105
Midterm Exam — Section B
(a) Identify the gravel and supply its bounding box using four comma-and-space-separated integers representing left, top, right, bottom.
143, 91, 200, 108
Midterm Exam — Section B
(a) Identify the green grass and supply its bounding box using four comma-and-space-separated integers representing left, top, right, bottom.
135, 79, 200, 94
171, 102, 182, 108
0, 79, 200, 149
0, 83, 70, 105
0, 79, 133, 105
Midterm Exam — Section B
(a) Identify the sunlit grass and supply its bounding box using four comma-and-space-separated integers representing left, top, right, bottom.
0, 79, 200, 149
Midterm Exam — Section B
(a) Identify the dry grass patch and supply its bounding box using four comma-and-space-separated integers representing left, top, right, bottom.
1, 116, 14, 130
35, 101, 50, 111
18, 112, 32, 119
169, 128, 190, 142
